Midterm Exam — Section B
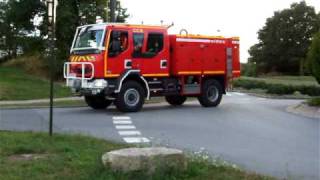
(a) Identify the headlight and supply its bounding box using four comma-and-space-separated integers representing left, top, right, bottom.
93, 79, 107, 88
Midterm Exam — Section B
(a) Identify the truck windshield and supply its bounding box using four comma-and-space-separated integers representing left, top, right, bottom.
73, 26, 105, 49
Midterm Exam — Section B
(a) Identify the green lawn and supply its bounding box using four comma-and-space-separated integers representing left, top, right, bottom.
0, 131, 273, 180
240, 76, 319, 86
0, 67, 72, 100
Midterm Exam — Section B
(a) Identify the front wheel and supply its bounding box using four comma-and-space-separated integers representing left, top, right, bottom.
165, 95, 187, 106
198, 79, 223, 107
114, 81, 145, 112
85, 95, 113, 109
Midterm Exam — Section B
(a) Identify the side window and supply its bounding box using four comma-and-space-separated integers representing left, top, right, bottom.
146, 33, 164, 55
108, 30, 128, 57
132, 33, 144, 58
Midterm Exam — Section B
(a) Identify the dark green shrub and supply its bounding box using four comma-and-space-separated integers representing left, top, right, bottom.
233, 78, 320, 96
233, 79, 267, 89
266, 84, 294, 95
307, 97, 320, 106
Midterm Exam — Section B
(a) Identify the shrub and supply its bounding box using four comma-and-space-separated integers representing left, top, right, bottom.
307, 97, 320, 106
233, 78, 320, 96
266, 84, 294, 95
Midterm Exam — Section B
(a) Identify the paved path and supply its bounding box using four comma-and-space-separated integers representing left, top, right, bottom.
0, 93, 319, 180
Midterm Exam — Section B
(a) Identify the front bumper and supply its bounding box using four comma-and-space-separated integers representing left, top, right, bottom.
66, 79, 108, 95
64, 62, 110, 95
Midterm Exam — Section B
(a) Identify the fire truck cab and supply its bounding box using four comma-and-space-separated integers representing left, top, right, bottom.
64, 23, 240, 112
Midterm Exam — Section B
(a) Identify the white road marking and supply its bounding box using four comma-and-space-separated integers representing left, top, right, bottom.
115, 125, 136, 130
123, 137, 150, 144
118, 130, 141, 136
112, 116, 150, 144
112, 116, 131, 120
226, 93, 232, 96
113, 120, 132, 124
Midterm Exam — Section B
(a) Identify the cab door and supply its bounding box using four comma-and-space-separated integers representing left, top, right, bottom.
131, 30, 170, 77
105, 28, 131, 77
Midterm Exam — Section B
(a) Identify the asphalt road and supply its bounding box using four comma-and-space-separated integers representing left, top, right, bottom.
0, 92, 319, 180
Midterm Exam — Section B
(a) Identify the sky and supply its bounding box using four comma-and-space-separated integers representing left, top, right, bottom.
119, 0, 320, 63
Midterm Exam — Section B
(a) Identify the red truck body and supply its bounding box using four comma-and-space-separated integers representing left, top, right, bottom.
64, 23, 240, 112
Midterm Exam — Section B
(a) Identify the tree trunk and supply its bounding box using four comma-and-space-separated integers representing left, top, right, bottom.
299, 58, 304, 76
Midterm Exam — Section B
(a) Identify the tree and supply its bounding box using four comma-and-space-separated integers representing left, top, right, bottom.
307, 31, 320, 83
0, 0, 46, 58
248, 1, 320, 75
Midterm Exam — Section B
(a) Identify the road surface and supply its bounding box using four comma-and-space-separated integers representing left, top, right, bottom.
0, 92, 319, 180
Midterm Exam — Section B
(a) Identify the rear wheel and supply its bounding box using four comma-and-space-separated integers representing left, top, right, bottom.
114, 81, 145, 112
165, 95, 187, 106
85, 95, 112, 109
198, 79, 223, 107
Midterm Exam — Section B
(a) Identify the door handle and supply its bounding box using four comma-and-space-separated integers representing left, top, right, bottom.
124, 59, 132, 69
160, 59, 167, 69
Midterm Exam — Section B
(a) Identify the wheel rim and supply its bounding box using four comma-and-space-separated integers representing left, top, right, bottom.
207, 85, 219, 102
124, 88, 140, 107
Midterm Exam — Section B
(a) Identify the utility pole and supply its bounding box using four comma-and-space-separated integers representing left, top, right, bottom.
110, 0, 116, 22
46, 0, 57, 136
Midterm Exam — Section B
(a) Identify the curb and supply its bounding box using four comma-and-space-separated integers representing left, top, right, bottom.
286, 103, 320, 119
0, 97, 83, 105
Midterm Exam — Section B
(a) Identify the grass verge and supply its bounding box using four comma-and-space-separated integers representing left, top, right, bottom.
0, 131, 273, 180
0, 67, 72, 100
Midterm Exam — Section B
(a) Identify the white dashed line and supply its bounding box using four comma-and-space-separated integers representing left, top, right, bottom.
115, 125, 136, 130
123, 137, 150, 144
118, 131, 141, 136
112, 116, 131, 120
112, 116, 150, 144
113, 120, 132, 124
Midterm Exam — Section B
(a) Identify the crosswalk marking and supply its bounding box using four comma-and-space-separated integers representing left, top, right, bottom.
112, 116, 131, 120
123, 137, 150, 144
112, 116, 150, 144
115, 125, 136, 130
113, 120, 132, 124
118, 131, 141, 136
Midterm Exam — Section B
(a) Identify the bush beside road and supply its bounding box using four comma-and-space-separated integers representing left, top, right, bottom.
307, 97, 320, 107
233, 76, 320, 96
0, 131, 273, 180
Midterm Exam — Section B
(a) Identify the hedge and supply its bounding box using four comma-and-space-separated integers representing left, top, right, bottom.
233, 79, 320, 96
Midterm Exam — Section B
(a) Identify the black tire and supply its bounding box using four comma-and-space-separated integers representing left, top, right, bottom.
198, 79, 223, 107
85, 95, 113, 109
165, 95, 187, 106
114, 81, 145, 112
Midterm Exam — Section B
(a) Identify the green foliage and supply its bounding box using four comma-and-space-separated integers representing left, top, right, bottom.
0, 131, 273, 180
307, 97, 320, 106
307, 31, 320, 84
0, 0, 46, 59
248, 1, 320, 75
233, 78, 320, 96
241, 63, 257, 77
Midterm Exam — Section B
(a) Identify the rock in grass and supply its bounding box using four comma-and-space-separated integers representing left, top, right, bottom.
102, 147, 187, 173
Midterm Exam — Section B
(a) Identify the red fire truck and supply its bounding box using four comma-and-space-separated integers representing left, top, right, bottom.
64, 23, 240, 112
